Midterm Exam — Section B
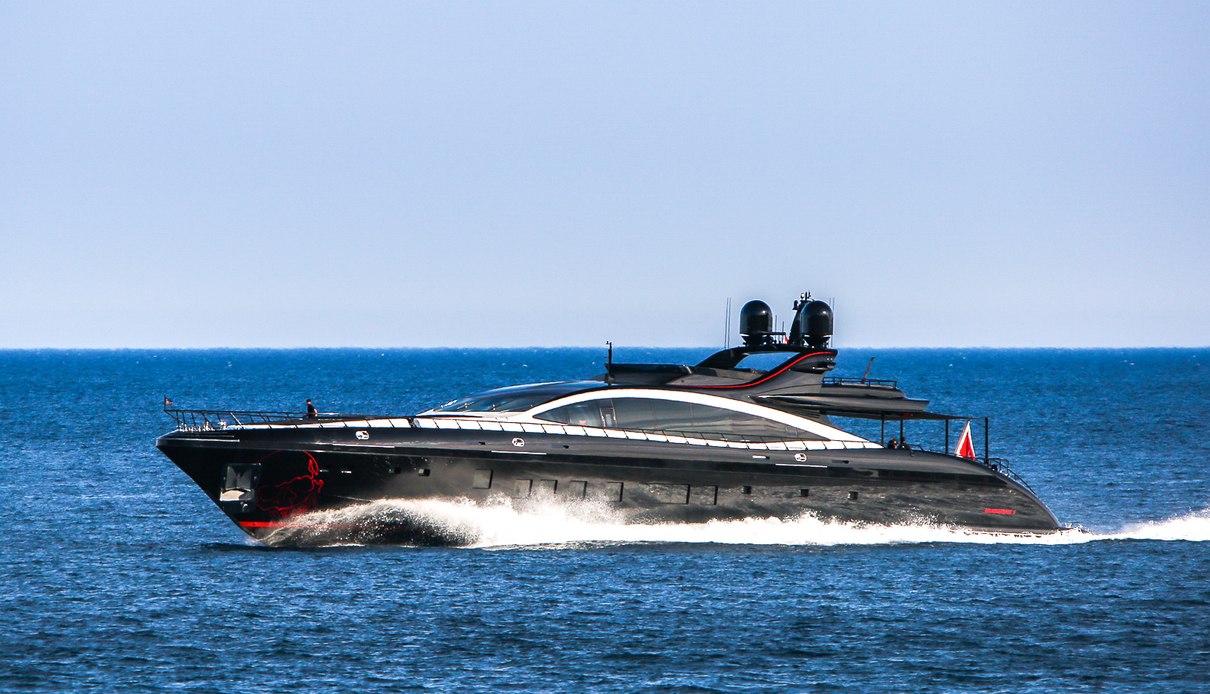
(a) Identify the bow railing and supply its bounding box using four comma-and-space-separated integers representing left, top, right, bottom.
164, 408, 317, 432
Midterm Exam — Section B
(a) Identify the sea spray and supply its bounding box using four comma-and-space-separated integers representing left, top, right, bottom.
1104, 507, 1210, 542
254, 498, 1210, 549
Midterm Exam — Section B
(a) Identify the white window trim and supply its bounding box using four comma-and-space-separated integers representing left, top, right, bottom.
522, 388, 868, 443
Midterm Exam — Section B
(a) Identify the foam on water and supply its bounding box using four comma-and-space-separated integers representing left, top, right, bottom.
1103, 508, 1210, 541
259, 498, 1210, 549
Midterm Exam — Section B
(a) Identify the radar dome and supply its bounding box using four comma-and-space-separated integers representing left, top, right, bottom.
801, 300, 833, 348
739, 300, 774, 346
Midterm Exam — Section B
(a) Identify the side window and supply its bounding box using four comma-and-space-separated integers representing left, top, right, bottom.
539, 397, 820, 440
685, 402, 821, 440
536, 401, 604, 427
538, 406, 569, 424
688, 403, 730, 434
648, 400, 696, 430
613, 399, 697, 432
613, 398, 657, 429
598, 400, 616, 428
724, 411, 809, 439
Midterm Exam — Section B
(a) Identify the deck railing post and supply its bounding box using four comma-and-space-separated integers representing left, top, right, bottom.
983, 416, 990, 463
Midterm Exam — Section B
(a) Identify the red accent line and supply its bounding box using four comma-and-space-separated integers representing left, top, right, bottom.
689, 351, 836, 390
238, 520, 363, 531
983, 508, 1017, 515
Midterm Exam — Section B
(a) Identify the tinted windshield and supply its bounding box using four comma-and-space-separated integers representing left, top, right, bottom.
730, 352, 795, 372
537, 396, 820, 440
431, 381, 603, 413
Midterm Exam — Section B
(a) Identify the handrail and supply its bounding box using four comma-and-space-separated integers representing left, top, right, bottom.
822, 376, 899, 388
628, 428, 821, 445
976, 456, 1036, 493
163, 407, 832, 446
163, 408, 359, 432
899, 443, 1036, 493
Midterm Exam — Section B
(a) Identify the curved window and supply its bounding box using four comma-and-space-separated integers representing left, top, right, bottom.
536, 397, 820, 441
731, 352, 794, 372
434, 390, 561, 413
431, 381, 601, 414
533, 400, 604, 427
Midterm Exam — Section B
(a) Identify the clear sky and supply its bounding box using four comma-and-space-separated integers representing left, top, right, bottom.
2, 1, 1207, 348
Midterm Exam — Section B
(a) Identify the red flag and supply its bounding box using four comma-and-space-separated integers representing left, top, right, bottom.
955, 421, 976, 460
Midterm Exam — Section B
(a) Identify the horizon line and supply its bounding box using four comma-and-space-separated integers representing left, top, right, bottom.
0, 344, 1204, 351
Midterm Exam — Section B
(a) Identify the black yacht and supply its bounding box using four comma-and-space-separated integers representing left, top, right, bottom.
157, 293, 1061, 544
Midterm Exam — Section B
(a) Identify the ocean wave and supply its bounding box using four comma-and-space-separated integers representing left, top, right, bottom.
255, 499, 1210, 548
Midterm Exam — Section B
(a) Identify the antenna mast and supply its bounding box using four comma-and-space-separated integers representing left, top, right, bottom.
605, 341, 614, 384
724, 298, 731, 348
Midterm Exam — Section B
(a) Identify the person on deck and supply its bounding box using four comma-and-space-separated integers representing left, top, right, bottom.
306, 399, 318, 418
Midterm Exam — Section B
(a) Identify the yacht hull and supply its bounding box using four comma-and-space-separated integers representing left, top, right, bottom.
157, 425, 1061, 545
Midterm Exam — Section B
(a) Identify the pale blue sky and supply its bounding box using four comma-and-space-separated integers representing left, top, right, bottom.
2, 2, 1207, 348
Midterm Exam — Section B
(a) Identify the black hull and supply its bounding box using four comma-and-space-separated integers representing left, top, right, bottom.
157, 424, 1061, 545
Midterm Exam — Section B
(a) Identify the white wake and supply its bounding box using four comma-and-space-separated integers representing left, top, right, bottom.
1099, 509, 1210, 542
257, 498, 1210, 549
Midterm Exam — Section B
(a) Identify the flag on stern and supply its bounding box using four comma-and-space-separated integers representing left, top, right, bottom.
955, 420, 976, 460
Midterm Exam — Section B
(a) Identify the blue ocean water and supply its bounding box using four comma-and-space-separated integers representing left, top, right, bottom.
1, 348, 1207, 692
